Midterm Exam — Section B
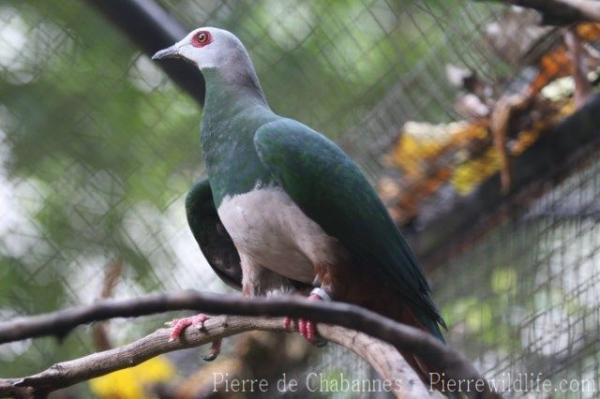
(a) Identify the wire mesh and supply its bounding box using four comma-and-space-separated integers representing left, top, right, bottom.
158, 0, 512, 175
0, 0, 598, 398
431, 151, 600, 398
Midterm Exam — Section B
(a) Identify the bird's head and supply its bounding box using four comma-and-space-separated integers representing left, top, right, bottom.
152, 27, 244, 70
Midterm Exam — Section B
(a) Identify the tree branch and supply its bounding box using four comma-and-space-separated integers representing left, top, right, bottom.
0, 317, 432, 398
505, 0, 600, 24
0, 291, 499, 398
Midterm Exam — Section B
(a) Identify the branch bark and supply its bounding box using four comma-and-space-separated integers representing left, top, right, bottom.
0, 317, 432, 398
505, 0, 600, 24
0, 291, 499, 398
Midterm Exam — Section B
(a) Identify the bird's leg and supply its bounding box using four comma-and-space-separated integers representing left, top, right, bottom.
284, 287, 330, 344
241, 261, 326, 342
166, 314, 222, 361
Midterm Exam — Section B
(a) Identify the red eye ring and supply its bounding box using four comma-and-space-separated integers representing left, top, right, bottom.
192, 31, 212, 48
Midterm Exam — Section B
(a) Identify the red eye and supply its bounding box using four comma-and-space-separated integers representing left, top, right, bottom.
192, 31, 212, 48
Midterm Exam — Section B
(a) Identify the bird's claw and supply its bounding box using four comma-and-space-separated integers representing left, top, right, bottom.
299, 317, 317, 342
167, 313, 222, 360
167, 313, 210, 342
202, 339, 222, 361
283, 288, 329, 345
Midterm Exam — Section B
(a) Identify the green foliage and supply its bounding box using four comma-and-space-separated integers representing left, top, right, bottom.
0, 0, 201, 377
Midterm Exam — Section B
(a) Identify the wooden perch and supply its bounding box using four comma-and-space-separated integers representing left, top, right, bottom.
0, 291, 500, 398
0, 317, 431, 399
565, 27, 593, 107
505, 0, 600, 25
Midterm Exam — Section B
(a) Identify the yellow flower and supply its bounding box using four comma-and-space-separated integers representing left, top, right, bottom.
89, 356, 175, 399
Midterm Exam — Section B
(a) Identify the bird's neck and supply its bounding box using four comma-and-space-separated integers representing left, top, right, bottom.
202, 68, 267, 138
201, 67, 271, 143
200, 68, 277, 203
203, 67, 267, 113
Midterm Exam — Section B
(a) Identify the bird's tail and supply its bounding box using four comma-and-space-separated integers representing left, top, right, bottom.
398, 307, 450, 395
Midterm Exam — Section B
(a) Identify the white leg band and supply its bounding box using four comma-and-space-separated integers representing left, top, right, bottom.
310, 287, 331, 302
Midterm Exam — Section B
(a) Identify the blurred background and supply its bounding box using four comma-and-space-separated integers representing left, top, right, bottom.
0, 0, 599, 398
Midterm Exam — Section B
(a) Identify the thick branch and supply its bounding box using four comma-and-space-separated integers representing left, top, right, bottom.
505, 0, 600, 24
0, 291, 499, 398
0, 317, 431, 398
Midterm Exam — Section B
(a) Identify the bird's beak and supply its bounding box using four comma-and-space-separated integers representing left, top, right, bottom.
152, 44, 181, 60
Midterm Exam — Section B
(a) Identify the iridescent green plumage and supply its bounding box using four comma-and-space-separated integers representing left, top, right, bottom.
161, 27, 446, 344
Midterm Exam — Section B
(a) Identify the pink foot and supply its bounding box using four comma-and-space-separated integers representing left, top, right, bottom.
283, 288, 329, 343
166, 313, 222, 361
167, 313, 209, 341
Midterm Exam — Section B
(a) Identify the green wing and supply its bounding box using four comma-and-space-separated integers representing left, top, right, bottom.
254, 119, 445, 339
185, 179, 242, 289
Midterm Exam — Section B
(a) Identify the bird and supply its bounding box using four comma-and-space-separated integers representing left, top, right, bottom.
152, 27, 446, 381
